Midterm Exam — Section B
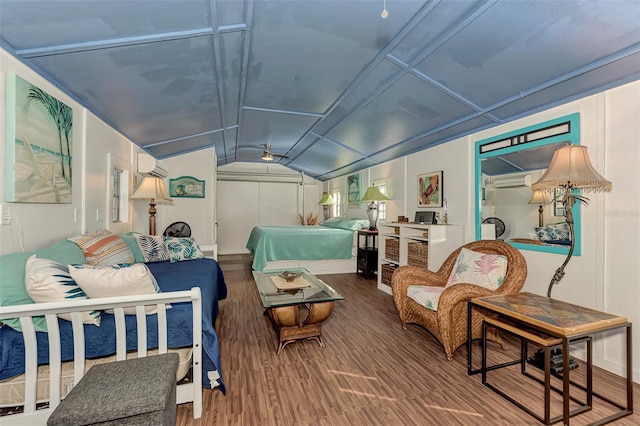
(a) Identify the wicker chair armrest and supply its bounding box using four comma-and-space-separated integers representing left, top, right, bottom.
437, 284, 495, 313
391, 266, 446, 292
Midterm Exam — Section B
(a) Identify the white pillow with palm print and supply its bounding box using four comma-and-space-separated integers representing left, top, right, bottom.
134, 234, 169, 262
25, 255, 101, 326
446, 248, 508, 290
163, 237, 204, 262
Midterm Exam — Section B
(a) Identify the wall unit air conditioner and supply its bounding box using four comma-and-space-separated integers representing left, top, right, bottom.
493, 174, 532, 188
137, 153, 168, 177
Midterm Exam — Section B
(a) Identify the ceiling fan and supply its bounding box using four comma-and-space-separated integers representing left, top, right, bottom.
260, 143, 289, 162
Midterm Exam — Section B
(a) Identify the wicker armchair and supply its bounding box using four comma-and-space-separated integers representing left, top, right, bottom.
391, 240, 527, 360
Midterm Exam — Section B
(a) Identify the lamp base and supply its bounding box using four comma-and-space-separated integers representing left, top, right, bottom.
366, 202, 378, 231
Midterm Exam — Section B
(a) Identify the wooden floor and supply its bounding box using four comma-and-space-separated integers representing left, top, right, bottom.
177, 254, 639, 425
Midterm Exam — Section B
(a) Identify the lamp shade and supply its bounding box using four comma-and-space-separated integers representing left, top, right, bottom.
360, 185, 390, 202
532, 145, 612, 193
130, 176, 173, 202
319, 192, 335, 205
528, 189, 551, 205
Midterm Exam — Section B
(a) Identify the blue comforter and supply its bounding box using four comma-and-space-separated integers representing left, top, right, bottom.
0, 258, 227, 393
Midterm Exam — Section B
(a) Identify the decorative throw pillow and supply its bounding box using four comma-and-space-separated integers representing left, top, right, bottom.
69, 263, 161, 314
535, 223, 570, 242
24, 255, 101, 326
68, 229, 135, 266
446, 247, 508, 290
163, 237, 204, 262
407, 285, 445, 312
134, 234, 169, 263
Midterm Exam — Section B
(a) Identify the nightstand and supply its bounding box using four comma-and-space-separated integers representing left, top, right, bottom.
357, 230, 378, 279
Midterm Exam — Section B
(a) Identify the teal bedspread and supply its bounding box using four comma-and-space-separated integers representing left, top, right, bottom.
246, 226, 354, 271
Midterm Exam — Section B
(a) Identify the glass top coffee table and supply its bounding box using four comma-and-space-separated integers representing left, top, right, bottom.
252, 268, 344, 354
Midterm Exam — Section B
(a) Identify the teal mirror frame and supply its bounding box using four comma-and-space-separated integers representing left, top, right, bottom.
474, 113, 581, 256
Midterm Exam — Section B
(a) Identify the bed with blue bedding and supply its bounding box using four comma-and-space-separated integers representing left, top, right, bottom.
0, 258, 228, 393
245, 218, 370, 271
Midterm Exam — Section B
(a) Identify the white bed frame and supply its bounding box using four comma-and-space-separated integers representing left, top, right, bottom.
263, 256, 356, 275
0, 289, 203, 425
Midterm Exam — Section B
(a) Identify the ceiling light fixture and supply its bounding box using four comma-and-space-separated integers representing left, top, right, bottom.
261, 152, 273, 161
381, 0, 389, 19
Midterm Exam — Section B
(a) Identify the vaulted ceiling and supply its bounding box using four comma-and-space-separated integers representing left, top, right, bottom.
1, 0, 638, 180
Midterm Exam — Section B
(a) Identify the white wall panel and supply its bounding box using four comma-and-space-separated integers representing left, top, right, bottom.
258, 182, 298, 226
217, 181, 259, 254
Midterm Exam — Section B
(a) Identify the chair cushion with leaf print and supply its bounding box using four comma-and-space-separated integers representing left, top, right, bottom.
391, 240, 527, 360
446, 248, 508, 290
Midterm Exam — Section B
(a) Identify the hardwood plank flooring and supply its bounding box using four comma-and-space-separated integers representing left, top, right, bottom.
177, 254, 639, 425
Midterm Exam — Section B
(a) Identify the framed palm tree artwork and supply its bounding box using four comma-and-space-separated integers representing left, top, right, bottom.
5, 74, 73, 203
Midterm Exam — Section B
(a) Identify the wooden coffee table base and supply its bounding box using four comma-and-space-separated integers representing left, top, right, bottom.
266, 301, 335, 355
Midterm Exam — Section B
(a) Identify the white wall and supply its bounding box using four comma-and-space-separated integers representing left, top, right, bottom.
216, 162, 322, 254
328, 80, 640, 382
160, 149, 216, 245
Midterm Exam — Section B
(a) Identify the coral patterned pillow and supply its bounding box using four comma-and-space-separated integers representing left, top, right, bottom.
446, 248, 508, 290
68, 229, 134, 266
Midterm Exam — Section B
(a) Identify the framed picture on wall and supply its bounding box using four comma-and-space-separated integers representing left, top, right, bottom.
417, 170, 443, 208
5, 74, 73, 203
347, 173, 361, 208
169, 176, 205, 198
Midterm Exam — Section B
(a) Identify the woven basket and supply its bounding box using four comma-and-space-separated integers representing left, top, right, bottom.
381, 263, 398, 285
385, 239, 399, 261
407, 241, 428, 268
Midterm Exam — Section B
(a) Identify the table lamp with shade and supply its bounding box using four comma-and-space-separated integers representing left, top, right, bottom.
360, 184, 389, 231
130, 176, 173, 235
528, 189, 552, 227
318, 192, 335, 221
532, 144, 612, 298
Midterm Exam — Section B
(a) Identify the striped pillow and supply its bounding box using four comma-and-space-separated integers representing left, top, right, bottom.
68, 229, 135, 266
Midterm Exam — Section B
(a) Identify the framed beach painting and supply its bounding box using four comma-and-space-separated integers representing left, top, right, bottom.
5, 74, 73, 203
347, 173, 361, 208
417, 170, 443, 208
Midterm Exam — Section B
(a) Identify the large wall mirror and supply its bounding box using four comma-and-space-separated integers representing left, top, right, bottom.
474, 113, 581, 255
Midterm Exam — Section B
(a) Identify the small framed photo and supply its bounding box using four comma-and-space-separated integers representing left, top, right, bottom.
417, 171, 443, 208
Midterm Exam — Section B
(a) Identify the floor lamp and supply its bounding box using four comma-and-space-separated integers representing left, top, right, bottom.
529, 144, 612, 374
360, 184, 389, 231
131, 176, 173, 235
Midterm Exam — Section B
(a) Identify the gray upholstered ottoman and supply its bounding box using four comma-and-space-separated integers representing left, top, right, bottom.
47, 353, 179, 426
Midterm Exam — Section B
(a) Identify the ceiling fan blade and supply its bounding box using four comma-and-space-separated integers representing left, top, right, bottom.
272, 153, 289, 159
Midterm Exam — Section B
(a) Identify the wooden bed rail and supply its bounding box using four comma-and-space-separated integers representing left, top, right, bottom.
0, 288, 203, 424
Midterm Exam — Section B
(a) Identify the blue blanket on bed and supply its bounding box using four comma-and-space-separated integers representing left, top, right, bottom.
0, 258, 227, 393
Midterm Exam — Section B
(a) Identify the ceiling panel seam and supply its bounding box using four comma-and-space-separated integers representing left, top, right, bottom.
478, 43, 640, 116
242, 106, 323, 118
286, 0, 497, 164
310, 133, 371, 159
282, 0, 441, 163
15, 28, 216, 58
233, 0, 255, 159
208, 0, 230, 157
142, 127, 231, 148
